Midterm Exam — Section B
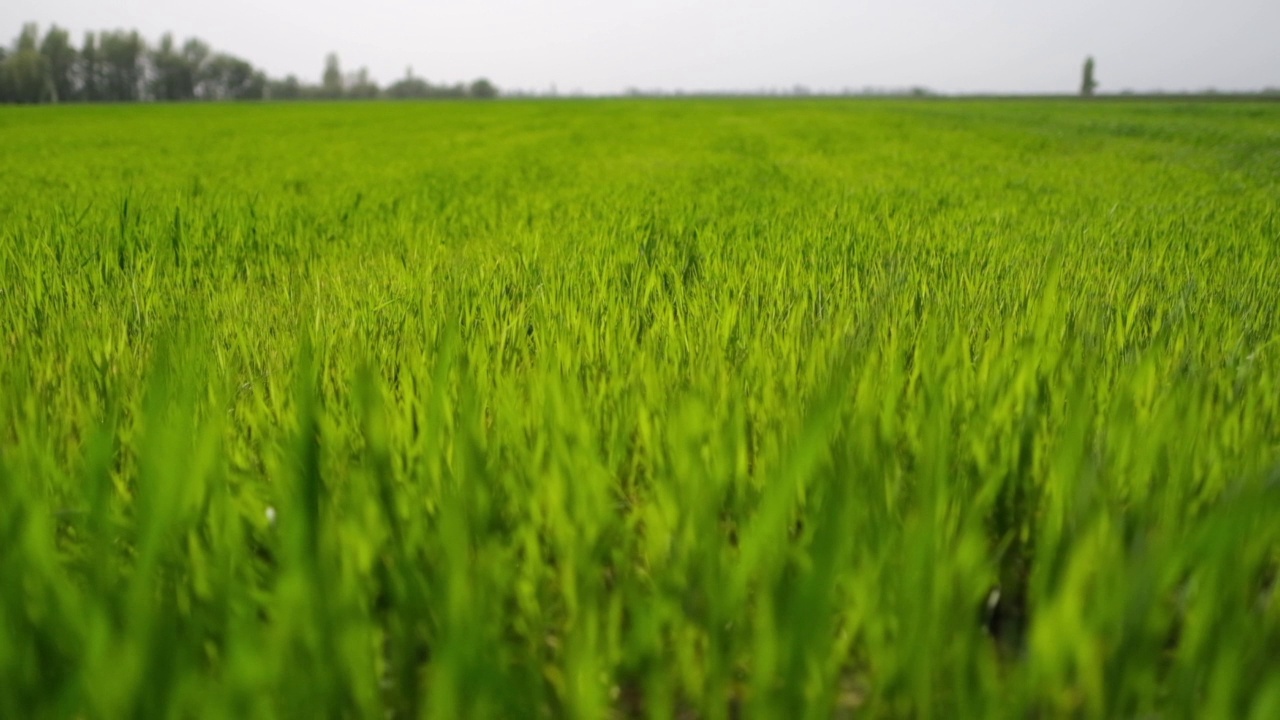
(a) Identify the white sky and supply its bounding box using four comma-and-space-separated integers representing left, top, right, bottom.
4, 0, 1278, 94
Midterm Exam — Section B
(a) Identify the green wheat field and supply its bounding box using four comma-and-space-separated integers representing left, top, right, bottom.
1, 99, 1278, 718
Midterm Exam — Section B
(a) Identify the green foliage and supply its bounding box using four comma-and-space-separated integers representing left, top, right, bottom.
2, 22, 494, 104
1, 99, 1278, 718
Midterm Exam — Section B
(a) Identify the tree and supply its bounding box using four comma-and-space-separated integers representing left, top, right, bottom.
268, 74, 302, 100
0, 47, 9, 103
99, 30, 146, 101
202, 53, 265, 100
78, 32, 102, 101
149, 33, 196, 100
387, 68, 430, 99
182, 39, 211, 97
39, 26, 77, 102
386, 78, 429, 99
15, 23, 38, 53
345, 66, 379, 99
5, 24, 48, 103
1080, 56, 1098, 97
322, 52, 343, 98
3, 50, 46, 103
469, 78, 497, 99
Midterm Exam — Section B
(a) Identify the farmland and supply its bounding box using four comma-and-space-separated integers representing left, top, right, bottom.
1, 98, 1278, 718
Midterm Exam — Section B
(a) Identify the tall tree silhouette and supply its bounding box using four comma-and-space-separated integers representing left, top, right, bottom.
1080, 56, 1098, 97
39, 25, 76, 102
5, 24, 47, 103
99, 30, 146, 101
150, 33, 196, 100
322, 52, 343, 98
79, 32, 102, 101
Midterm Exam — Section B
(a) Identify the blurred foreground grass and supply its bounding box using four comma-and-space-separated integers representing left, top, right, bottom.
1, 99, 1279, 718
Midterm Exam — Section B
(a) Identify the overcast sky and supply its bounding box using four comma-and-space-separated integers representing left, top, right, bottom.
4, 0, 1277, 95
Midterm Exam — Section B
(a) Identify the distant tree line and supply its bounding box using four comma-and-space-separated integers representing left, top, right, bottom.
0, 22, 498, 104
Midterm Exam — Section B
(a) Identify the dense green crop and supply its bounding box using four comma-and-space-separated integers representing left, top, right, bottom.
1, 99, 1278, 718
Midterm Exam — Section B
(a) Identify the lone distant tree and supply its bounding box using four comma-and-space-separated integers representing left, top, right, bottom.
1080, 56, 1098, 97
